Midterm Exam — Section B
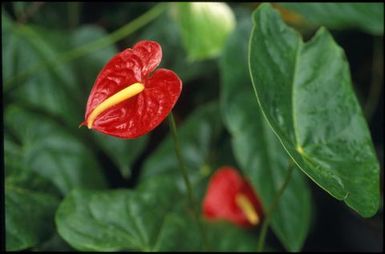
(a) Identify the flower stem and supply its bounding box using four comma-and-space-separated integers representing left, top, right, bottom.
167, 112, 208, 250
4, 3, 167, 92
168, 112, 194, 204
257, 159, 295, 251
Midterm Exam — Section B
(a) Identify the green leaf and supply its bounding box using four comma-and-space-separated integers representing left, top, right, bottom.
6, 184, 60, 251
56, 175, 259, 251
70, 25, 117, 95
5, 139, 61, 251
279, 3, 384, 35
155, 213, 260, 251
56, 176, 186, 251
140, 102, 224, 198
32, 233, 74, 252
249, 3, 380, 217
3, 16, 80, 126
5, 134, 62, 251
5, 105, 107, 194
220, 15, 311, 251
173, 2, 236, 61
93, 132, 148, 178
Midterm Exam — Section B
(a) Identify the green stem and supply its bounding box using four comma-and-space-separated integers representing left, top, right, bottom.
167, 113, 194, 204
167, 112, 209, 250
4, 3, 167, 91
257, 160, 295, 252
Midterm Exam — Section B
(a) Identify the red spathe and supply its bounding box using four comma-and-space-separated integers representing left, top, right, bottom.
202, 166, 264, 227
83, 40, 182, 138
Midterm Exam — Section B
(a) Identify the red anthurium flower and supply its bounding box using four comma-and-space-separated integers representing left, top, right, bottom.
80, 40, 182, 138
202, 166, 264, 227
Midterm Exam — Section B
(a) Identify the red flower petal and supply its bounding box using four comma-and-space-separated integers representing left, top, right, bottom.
82, 40, 182, 138
84, 49, 143, 122
90, 68, 182, 138
202, 166, 263, 227
132, 40, 162, 77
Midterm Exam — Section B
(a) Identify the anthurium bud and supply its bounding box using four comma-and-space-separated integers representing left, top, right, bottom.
202, 166, 264, 227
174, 2, 235, 61
81, 40, 182, 139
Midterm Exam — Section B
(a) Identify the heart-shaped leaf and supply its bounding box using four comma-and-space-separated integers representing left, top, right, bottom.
220, 16, 311, 251
5, 105, 107, 194
56, 176, 188, 251
249, 3, 380, 217
56, 175, 260, 251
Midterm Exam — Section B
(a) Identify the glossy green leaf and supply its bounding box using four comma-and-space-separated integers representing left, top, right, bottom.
220, 16, 311, 251
5, 105, 107, 194
249, 3, 380, 217
140, 102, 224, 198
56, 175, 259, 251
279, 3, 384, 35
174, 2, 235, 61
56, 176, 187, 251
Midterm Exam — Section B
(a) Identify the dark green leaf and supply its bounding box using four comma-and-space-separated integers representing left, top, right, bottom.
27, 2, 73, 30
33, 233, 74, 252
56, 175, 259, 251
70, 25, 117, 95
5, 133, 62, 251
56, 176, 187, 251
3, 16, 81, 126
5, 105, 107, 194
220, 15, 311, 251
5, 155, 61, 252
249, 3, 380, 217
173, 2, 236, 61
279, 3, 384, 35
93, 132, 148, 178
156, 213, 260, 251
6, 185, 60, 251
